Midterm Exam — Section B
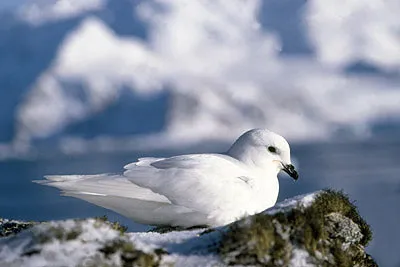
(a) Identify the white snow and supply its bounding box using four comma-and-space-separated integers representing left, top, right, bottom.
8, 0, 400, 154
0, 219, 223, 267
17, 0, 106, 25
0, 219, 122, 267
290, 249, 314, 267
264, 191, 318, 216
306, 0, 400, 70
129, 230, 223, 266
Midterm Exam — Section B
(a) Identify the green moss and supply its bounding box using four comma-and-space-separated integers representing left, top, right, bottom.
35, 216, 123, 244
36, 225, 83, 244
99, 239, 167, 267
219, 190, 376, 266
311, 189, 372, 246
219, 215, 290, 266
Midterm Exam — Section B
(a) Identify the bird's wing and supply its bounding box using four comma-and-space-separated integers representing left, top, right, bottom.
123, 154, 255, 224
34, 174, 208, 226
63, 193, 207, 226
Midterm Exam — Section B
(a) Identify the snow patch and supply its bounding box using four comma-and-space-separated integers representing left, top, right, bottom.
265, 192, 318, 215
305, 0, 400, 70
17, 0, 106, 25
0, 219, 122, 266
0, 219, 222, 267
290, 249, 314, 267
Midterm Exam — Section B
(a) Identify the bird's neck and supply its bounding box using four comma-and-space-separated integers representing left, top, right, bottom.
228, 147, 280, 175
227, 143, 255, 165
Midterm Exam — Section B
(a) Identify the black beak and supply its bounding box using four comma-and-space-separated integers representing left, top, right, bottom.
282, 164, 299, 180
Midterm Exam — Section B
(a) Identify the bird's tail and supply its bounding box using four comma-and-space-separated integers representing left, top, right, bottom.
34, 174, 207, 227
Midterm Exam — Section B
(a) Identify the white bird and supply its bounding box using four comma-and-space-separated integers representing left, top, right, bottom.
35, 129, 298, 227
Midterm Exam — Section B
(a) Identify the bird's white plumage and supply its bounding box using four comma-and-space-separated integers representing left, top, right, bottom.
36, 129, 296, 227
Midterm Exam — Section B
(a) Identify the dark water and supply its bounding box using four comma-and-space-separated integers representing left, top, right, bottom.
0, 141, 399, 266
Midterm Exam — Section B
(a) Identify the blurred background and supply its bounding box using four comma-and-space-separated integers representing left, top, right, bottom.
0, 0, 399, 265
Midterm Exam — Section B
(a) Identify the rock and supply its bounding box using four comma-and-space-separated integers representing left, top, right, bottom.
0, 219, 36, 237
218, 190, 377, 267
0, 190, 377, 267
0, 217, 164, 267
325, 212, 363, 246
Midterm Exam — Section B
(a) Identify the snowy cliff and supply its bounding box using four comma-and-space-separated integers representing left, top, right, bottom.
1, 0, 400, 158
0, 190, 376, 266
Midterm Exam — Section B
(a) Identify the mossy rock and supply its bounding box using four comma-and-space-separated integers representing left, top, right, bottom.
94, 215, 128, 234
0, 218, 36, 237
8, 218, 165, 267
218, 190, 377, 267
1, 191, 377, 267
81, 239, 166, 267
97, 239, 166, 267
0, 216, 126, 238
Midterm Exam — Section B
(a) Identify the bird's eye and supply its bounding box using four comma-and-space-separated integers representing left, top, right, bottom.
268, 146, 277, 153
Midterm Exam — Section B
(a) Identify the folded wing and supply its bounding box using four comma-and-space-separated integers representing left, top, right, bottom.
124, 154, 255, 225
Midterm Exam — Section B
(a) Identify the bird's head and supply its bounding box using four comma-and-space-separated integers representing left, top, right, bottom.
228, 128, 298, 180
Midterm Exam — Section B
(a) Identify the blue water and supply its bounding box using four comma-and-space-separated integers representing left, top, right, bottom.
1, 140, 399, 266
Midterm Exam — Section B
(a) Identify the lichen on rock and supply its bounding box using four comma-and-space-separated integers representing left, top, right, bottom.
325, 212, 363, 247
218, 190, 377, 267
0, 218, 36, 237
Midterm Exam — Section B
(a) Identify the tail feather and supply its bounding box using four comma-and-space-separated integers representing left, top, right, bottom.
36, 174, 169, 202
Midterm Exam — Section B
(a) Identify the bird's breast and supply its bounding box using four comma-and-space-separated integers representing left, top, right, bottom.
248, 173, 280, 213
208, 174, 279, 227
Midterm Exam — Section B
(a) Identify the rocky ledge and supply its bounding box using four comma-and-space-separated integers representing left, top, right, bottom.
0, 190, 377, 267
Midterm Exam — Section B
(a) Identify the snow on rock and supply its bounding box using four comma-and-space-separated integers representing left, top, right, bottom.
290, 249, 314, 267
264, 192, 318, 216
0, 190, 377, 266
219, 190, 376, 266
0, 218, 164, 267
